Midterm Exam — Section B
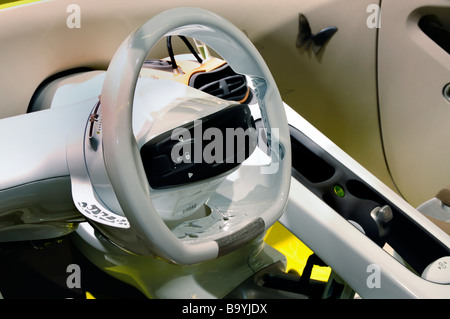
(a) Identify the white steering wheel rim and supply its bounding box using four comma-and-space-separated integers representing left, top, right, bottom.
100, 7, 291, 265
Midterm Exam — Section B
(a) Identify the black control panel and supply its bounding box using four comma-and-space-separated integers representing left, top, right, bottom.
140, 104, 257, 189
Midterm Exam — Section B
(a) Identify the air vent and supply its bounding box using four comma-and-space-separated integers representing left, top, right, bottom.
189, 64, 250, 103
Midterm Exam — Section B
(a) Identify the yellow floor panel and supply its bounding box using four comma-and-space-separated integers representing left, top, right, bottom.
0, 0, 42, 10
264, 222, 331, 282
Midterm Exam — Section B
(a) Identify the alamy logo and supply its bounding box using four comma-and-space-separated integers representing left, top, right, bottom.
66, 4, 81, 29
366, 4, 381, 29
170, 122, 257, 165
170, 121, 281, 175
66, 264, 81, 289
366, 263, 381, 289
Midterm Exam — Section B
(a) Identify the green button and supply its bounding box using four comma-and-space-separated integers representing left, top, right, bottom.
334, 185, 345, 198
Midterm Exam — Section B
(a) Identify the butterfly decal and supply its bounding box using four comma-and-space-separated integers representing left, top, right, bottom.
296, 13, 338, 55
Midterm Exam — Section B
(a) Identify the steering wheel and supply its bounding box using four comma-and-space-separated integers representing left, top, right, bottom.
70, 7, 291, 265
